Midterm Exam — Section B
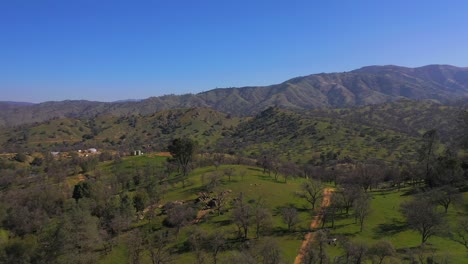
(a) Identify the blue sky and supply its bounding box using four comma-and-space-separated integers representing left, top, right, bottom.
1, 0, 468, 103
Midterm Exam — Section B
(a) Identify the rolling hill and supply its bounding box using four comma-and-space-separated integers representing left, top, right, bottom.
1, 100, 464, 165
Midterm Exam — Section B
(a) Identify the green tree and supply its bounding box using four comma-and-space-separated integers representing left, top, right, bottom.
168, 137, 197, 188
72, 181, 91, 202
133, 191, 149, 212
13, 153, 27, 163
418, 129, 439, 187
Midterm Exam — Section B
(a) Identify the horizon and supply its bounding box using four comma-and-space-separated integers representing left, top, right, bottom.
2, 1, 468, 103
2, 63, 467, 104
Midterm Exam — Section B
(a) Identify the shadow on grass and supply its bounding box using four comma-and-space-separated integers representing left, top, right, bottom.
269, 227, 308, 240
247, 167, 263, 173
182, 185, 206, 195
212, 219, 232, 227
373, 219, 408, 239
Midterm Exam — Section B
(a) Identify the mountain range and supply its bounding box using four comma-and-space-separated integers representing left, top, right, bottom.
1, 64, 468, 127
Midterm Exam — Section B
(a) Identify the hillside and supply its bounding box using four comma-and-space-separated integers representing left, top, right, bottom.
0, 108, 242, 154
1, 64, 468, 126
1, 100, 464, 165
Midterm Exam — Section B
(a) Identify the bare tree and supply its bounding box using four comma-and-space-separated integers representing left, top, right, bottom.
296, 179, 324, 210
342, 240, 368, 264
146, 230, 173, 264
255, 238, 283, 264
188, 227, 208, 264
164, 204, 196, 236
452, 217, 468, 250
205, 172, 222, 192
353, 163, 382, 192
253, 198, 273, 238
281, 206, 300, 232
223, 167, 235, 182
401, 199, 444, 244
369, 240, 395, 264
425, 186, 463, 213
353, 193, 371, 232
302, 229, 329, 264
231, 193, 252, 240
322, 192, 341, 228
213, 190, 229, 216
338, 184, 363, 215
213, 153, 224, 170
127, 229, 144, 264
279, 162, 300, 183
208, 230, 226, 264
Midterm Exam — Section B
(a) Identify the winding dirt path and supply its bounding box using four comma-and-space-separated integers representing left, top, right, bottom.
294, 187, 333, 264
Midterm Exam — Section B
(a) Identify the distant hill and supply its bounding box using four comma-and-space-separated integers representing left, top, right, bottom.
1, 64, 468, 126
1, 101, 463, 163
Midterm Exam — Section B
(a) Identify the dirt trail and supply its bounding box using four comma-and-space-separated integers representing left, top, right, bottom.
193, 209, 210, 224
294, 187, 333, 264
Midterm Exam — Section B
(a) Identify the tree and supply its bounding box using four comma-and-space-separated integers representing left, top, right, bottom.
223, 167, 235, 182
164, 204, 196, 236
418, 129, 439, 187
253, 200, 272, 238
30, 157, 44, 167
231, 193, 252, 240
338, 184, 362, 215
353, 163, 382, 192
431, 149, 464, 187
37, 204, 103, 264
205, 172, 222, 192
0, 236, 37, 264
127, 229, 144, 264
425, 186, 462, 213
322, 192, 341, 228
255, 238, 283, 264
279, 162, 300, 183
213, 190, 228, 216
168, 137, 197, 188
146, 229, 173, 264
281, 206, 300, 232
72, 181, 92, 202
401, 199, 444, 244
369, 240, 395, 264
342, 241, 368, 264
296, 179, 324, 210
353, 193, 371, 232
13, 153, 27, 163
207, 230, 226, 264
302, 229, 329, 264
452, 216, 468, 250
188, 227, 208, 264
133, 191, 149, 213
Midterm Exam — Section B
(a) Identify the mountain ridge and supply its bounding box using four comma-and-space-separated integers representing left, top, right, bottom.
1, 64, 468, 127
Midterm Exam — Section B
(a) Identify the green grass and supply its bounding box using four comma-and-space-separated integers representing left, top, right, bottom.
326, 188, 468, 263
0, 229, 8, 244
94, 156, 468, 263
97, 161, 314, 264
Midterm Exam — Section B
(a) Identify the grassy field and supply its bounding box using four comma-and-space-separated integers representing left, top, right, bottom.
325, 188, 468, 263
88, 155, 468, 263
98, 157, 315, 264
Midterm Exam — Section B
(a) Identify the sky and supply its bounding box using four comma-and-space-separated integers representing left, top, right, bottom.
1, 0, 468, 103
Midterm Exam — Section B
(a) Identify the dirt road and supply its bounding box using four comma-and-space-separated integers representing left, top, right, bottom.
294, 187, 333, 264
